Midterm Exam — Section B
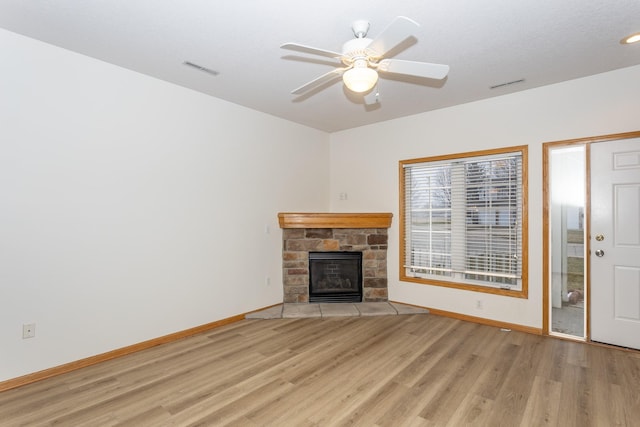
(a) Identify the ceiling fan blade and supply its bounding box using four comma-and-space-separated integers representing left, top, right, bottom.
291, 67, 347, 95
366, 16, 420, 57
281, 43, 343, 59
378, 59, 449, 80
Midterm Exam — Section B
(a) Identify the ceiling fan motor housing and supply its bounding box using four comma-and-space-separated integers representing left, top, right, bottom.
341, 37, 375, 66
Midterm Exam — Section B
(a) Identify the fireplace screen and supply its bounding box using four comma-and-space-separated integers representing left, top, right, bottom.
308, 251, 363, 303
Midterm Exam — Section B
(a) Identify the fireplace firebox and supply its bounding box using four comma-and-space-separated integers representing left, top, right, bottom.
308, 251, 363, 303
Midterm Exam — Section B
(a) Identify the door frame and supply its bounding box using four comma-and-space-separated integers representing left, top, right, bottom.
542, 130, 640, 341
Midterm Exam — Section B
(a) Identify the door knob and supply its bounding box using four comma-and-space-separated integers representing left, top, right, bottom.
595, 249, 605, 257
595, 234, 604, 241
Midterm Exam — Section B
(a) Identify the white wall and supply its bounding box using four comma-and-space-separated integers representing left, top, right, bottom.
0, 29, 330, 382
2, 26, 638, 384
329, 64, 640, 329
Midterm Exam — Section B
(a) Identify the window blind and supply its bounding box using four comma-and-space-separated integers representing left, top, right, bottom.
403, 151, 523, 290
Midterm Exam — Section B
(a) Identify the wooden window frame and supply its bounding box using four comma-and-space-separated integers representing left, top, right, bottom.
399, 146, 528, 298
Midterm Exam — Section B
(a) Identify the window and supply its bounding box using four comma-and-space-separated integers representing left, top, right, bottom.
400, 146, 527, 297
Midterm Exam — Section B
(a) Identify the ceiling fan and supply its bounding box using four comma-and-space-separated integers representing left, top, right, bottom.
281, 16, 450, 101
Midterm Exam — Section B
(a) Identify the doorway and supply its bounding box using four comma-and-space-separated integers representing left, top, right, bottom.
590, 137, 640, 349
543, 131, 640, 348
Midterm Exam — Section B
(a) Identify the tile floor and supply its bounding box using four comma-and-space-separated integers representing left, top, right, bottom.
245, 302, 429, 319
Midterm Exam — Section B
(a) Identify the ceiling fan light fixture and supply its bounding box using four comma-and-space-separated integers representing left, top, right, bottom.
620, 32, 640, 44
343, 60, 378, 93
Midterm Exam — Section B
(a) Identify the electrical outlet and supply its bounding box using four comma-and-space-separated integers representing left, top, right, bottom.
339, 192, 348, 200
22, 323, 36, 339
476, 300, 483, 310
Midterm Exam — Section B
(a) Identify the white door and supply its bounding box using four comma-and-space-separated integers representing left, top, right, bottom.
590, 137, 640, 349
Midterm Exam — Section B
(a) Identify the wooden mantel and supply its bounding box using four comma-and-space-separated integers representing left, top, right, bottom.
278, 212, 392, 229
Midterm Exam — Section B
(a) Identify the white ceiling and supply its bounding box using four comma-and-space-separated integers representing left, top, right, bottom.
1, 1, 639, 132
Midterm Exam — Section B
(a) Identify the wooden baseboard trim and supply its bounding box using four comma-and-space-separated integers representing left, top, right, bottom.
0, 313, 246, 393
424, 307, 543, 335
1, 303, 543, 392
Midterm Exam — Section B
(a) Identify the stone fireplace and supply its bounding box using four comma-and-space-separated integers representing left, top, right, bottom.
278, 213, 392, 303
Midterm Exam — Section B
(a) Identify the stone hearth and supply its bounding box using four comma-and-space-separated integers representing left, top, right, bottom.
245, 302, 429, 319
278, 213, 392, 304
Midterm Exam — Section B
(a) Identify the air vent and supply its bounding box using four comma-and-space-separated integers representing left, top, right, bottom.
489, 79, 525, 89
183, 61, 219, 76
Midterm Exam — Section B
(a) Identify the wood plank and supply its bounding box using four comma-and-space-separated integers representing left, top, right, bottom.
444, 393, 496, 426
1, 314, 639, 425
474, 332, 545, 426
518, 376, 562, 426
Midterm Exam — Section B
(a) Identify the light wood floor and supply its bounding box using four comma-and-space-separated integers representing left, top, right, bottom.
1, 314, 639, 426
